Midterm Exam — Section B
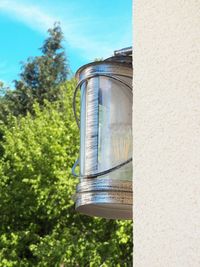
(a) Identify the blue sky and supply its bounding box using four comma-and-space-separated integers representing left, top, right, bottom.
0, 0, 132, 87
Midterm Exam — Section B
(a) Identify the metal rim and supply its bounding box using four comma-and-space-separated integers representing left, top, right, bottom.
75, 58, 132, 80
76, 178, 132, 193
75, 191, 133, 220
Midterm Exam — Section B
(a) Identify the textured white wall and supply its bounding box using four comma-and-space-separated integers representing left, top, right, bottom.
133, 1, 200, 266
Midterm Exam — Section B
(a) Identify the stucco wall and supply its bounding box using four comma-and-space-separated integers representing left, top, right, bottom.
133, 1, 200, 266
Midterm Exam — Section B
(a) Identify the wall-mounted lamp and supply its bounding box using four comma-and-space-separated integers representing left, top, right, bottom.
72, 47, 132, 219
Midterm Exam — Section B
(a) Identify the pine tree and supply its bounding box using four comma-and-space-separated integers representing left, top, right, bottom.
5, 22, 68, 116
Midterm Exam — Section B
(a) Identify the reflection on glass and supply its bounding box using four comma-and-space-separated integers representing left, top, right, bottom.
98, 76, 132, 181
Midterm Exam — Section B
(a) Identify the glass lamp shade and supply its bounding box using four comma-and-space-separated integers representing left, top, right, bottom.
74, 57, 132, 219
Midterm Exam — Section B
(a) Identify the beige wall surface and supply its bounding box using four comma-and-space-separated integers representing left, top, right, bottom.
133, 1, 200, 266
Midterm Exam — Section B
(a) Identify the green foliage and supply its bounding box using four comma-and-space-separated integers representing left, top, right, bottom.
94, 57, 104, 62
0, 82, 12, 122
3, 23, 68, 117
0, 79, 133, 266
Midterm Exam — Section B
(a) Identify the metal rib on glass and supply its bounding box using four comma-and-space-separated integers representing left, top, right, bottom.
85, 78, 99, 175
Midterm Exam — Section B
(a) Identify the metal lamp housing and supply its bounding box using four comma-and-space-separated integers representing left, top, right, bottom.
73, 51, 133, 220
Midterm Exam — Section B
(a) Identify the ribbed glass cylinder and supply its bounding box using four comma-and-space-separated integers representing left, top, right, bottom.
75, 58, 133, 219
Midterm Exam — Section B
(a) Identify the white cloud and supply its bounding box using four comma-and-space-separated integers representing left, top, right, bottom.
0, 0, 57, 33
0, 0, 131, 61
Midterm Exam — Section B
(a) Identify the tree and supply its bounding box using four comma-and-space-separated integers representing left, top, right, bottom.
4, 23, 68, 116
0, 79, 133, 266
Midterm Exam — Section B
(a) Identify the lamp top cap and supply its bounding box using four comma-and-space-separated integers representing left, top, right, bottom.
114, 46, 132, 56
75, 46, 132, 78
